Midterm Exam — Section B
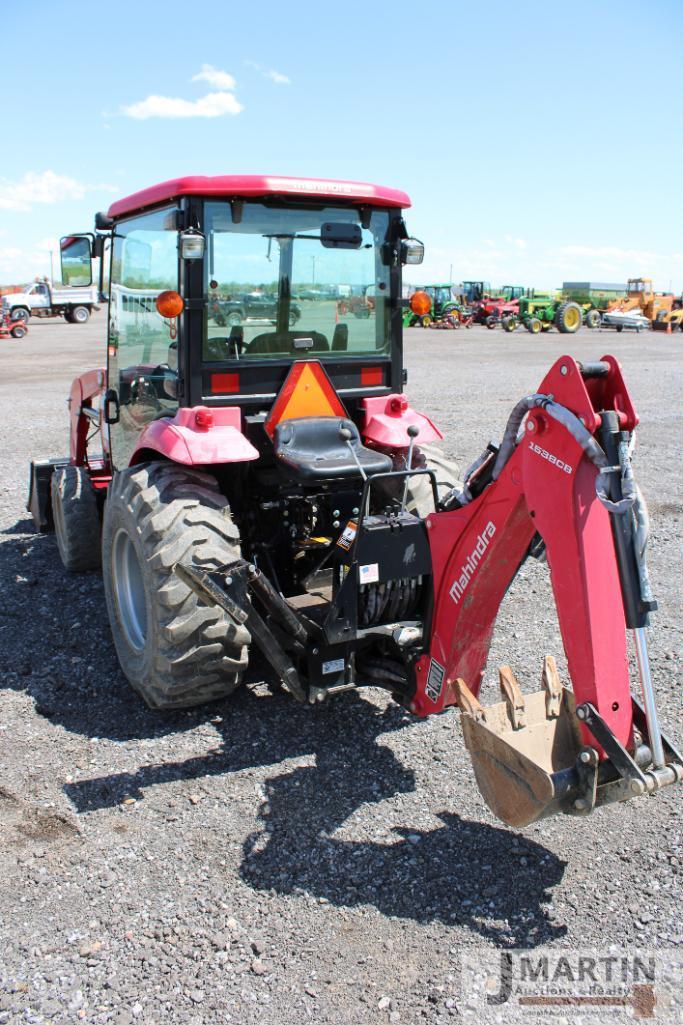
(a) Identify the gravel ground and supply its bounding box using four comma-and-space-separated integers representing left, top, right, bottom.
0, 313, 681, 1024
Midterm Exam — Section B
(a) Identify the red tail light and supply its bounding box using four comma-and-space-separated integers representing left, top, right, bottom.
211, 372, 240, 393
361, 367, 383, 386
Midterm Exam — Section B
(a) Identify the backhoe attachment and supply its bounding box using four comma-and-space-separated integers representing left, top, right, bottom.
417, 355, 682, 827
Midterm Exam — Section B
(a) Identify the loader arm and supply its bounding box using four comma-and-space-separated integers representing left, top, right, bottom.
413, 355, 681, 826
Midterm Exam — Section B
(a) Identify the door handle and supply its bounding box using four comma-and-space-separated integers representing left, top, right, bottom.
104, 388, 120, 425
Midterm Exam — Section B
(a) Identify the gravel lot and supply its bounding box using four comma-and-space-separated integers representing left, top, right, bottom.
0, 313, 681, 1024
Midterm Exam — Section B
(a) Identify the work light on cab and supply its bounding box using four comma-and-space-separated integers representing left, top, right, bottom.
401, 238, 425, 264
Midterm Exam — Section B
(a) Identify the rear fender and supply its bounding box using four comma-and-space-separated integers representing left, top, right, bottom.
129, 406, 259, 466
361, 394, 443, 449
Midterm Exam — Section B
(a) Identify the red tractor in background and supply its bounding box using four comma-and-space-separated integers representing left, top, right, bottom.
28, 174, 681, 829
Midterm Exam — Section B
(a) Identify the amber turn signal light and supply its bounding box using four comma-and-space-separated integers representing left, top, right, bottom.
156, 290, 185, 318
409, 290, 431, 316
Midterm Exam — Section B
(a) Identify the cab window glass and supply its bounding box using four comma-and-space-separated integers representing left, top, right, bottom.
108, 208, 180, 467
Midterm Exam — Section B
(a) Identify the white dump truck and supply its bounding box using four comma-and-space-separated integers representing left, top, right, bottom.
2, 279, 99, 324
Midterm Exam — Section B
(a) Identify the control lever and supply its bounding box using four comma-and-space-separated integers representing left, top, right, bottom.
340, 425, 367, 482
400, 424, 420, 512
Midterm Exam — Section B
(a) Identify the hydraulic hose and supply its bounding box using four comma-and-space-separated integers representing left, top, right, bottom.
490, 392, 636, 515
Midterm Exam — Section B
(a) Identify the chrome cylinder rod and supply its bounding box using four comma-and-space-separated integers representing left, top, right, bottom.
633, 627, 666, 769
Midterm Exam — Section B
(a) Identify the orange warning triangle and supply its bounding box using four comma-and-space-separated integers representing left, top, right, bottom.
265, 361, 347, 439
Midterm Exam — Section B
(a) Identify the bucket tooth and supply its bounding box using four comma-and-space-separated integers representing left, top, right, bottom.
455, 678, 487, 722
541, 654, 563, 719
498, 666, 526, 729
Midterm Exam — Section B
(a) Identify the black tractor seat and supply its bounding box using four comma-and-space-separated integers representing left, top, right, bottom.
274, 417, 393, 481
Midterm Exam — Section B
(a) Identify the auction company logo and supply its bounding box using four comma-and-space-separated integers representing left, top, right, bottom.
460, 948, 682, 1022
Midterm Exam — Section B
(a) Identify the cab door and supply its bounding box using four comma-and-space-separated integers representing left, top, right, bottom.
107, 207, 181, 469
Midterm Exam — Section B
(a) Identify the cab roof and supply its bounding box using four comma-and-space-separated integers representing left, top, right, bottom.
107, 175, 411, 220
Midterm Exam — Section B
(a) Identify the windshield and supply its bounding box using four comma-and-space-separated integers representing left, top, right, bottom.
203, 201, 391, 361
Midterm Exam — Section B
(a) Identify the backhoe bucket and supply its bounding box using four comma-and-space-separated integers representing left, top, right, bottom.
456, 657, 586, 828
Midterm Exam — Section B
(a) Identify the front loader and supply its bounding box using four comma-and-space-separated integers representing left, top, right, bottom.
29, 174, 681, 830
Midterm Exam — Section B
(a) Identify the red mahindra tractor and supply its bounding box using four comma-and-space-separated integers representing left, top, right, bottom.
28, 175, 681, 828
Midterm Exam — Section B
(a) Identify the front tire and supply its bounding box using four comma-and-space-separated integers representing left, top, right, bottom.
11, 308, 29, 324
52, 465, 101, 571
102, 463, 249, 709
584, 308, 601, 329
10, 325, 26, 338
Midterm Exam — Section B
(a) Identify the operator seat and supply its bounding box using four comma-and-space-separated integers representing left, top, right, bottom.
274, 417, 392, 482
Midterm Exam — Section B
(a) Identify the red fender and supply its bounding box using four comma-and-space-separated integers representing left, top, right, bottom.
129, 406, 259, 466
361, 393, 443, 448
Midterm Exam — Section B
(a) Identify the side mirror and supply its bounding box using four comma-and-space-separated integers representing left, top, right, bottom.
401, 238, 425, 265
60, 235, 93, 286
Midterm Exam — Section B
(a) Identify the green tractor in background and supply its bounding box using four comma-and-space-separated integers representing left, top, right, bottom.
403, 283, 459, 327
503, 291, 583, 335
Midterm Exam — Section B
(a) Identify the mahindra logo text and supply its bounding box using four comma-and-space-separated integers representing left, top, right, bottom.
528, 441, 573, 474
449, 521, 496, 604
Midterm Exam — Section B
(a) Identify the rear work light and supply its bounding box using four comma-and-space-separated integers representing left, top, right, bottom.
401, 238, 425, 265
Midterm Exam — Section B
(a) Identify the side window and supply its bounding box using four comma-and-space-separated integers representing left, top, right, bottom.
108, 208, 180, 468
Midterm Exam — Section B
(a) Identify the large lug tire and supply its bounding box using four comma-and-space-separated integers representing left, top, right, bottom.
101, 463, 250, 709
554, 301, 582, 333
11, 308, 29, 324
70, 306, 90, 324
51, 465, 101, 572
584, 308, 601, 329
404, 445, 462, 518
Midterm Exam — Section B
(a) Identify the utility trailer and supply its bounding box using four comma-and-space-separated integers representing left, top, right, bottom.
28, 173, 682, 829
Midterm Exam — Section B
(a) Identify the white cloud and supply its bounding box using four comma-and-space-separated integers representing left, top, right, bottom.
123, 91, 243, 119
556, 244, 665, 265
244, 60, 291, 85
265, 69, 290, 85
191, 64, 237, 90
0, 171, 116, 212
515, 238, 527, 250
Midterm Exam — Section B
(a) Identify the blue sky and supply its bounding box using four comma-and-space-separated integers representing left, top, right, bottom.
2, 0, 682, 291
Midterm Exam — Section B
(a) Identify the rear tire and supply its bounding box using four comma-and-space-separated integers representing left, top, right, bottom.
554, 301, 582, 333
101, 463, 249, 709
70, 306, 90, 324
405, 446, 462, 518
51, 465, 101, 572
10, 325, 26, 338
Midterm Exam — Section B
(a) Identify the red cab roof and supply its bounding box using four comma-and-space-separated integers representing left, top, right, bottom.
108, 175, 411, 219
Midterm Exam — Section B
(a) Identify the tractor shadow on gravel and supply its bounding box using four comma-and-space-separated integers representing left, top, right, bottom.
3, 521, 566, 945
240, 755, 567, 948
